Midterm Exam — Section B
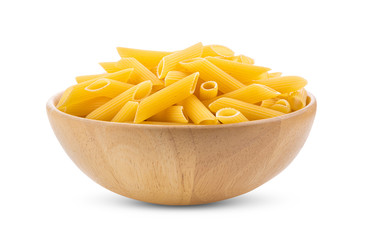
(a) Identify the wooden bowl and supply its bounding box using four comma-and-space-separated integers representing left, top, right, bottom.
46, 92, 316, 205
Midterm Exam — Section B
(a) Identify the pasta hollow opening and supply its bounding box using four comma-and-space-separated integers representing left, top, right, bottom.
216, 108, 240, 118
190, 73, 200, 94
157, 59, 165, 78
85, 79, 110, 92
132, 81, 153, 100
202, 81, 217, 90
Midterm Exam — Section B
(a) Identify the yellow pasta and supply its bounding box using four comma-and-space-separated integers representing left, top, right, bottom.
86, 81, 152, 121
205, 56, 270, 84
253, 76, 307, 93
216, 108, 249, 124
76, 68, 134, 84
201, 45, 235, 57
157, 42, 203, 79
134, 73, 199, 123
111, 101, 139, 123
199, 81, 218, 100
59, 97, 112, 117
269, 72, 282, 78
117, 47, 172, 70
57, 78, 134, 108
116, 57, 164, 86
237, 55, 255, 64
99, 61, 121, 73
256, 72, 282, 81
209, 97, 284, 120
148, 106, 188, 123
180, 58, 244, 93
164, 71, 189, 87
202, 84, 280, 106
75, 73, 108, 83
288, 88, 307, 111
220, 55, 255, 64
260, 98, 278, 108
58, 43, 310, 124
270, 99, 291, 113
181, 95, 218, 124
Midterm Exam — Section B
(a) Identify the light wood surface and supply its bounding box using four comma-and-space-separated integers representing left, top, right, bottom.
46, 93, 316, 205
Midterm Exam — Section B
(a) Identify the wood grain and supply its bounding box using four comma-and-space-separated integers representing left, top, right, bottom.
46, 92, 316, 205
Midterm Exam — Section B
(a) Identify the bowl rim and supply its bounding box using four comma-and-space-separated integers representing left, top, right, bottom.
47, 91, 316, 129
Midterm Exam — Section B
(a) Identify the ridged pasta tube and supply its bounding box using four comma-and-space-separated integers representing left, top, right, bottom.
148, 106, 188, 123
199, 81, 218, 100
111, 101, 139, 123
86, 81, 152, 121
181, 95, 218, 125
288, 88, 307, 111
253, 76, 307, 93
270, 99, 292, 113
134, 73, 199, 123
216, 108, 249, 124
180, 58, 244, 93
164, 71, 189, 87
117, 47, 172, 70
209, 97, 284, 120
116, 58, 163, 86
201, 45, 235, 57
205, 56, 270, 84
202, 84, 280, 106
57, 78, 134, 108
99, 61, 121, 73
157, 42, 203, 79
75, 68, 134, 84
58, 97, 111, 117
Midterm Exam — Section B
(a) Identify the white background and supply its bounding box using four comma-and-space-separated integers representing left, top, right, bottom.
1, 0, 366, 239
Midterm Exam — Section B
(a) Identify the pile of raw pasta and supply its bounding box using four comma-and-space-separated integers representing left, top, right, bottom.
57, 43, 308, 125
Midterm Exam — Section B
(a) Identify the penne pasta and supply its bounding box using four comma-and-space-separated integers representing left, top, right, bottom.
206, 56, 270, 84
209, 97, 284, 120
237, 55, 255, 64
201, 45, 235, 57
134, 73, 199, 123
219, 55, 255, 64
180, 58, 245, 93
59, 43, 311, 124
99, 61, 121, 73
199, 81, 218, 100
260, 98, 278, 108
148, 106, 188, 123
57, 78, 134, 108
270, 99, 291, 113
157, 42, 203, 79
181, 95, 218, 124
215, 108, 249, 124
116, 57, 164, 86
269, 72, 282, 78
86, 81, 152, 121
288, 88, 307, 111
75, 68, 134, 84
117, 47, 172, 70
58, 97, 112, 117
202, 84, 280, 106
111, 101, 139, 123
253, 76, 307, 93
256, 72, 282, 81
75, 73, 108, 83
164, 71, 189, 87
